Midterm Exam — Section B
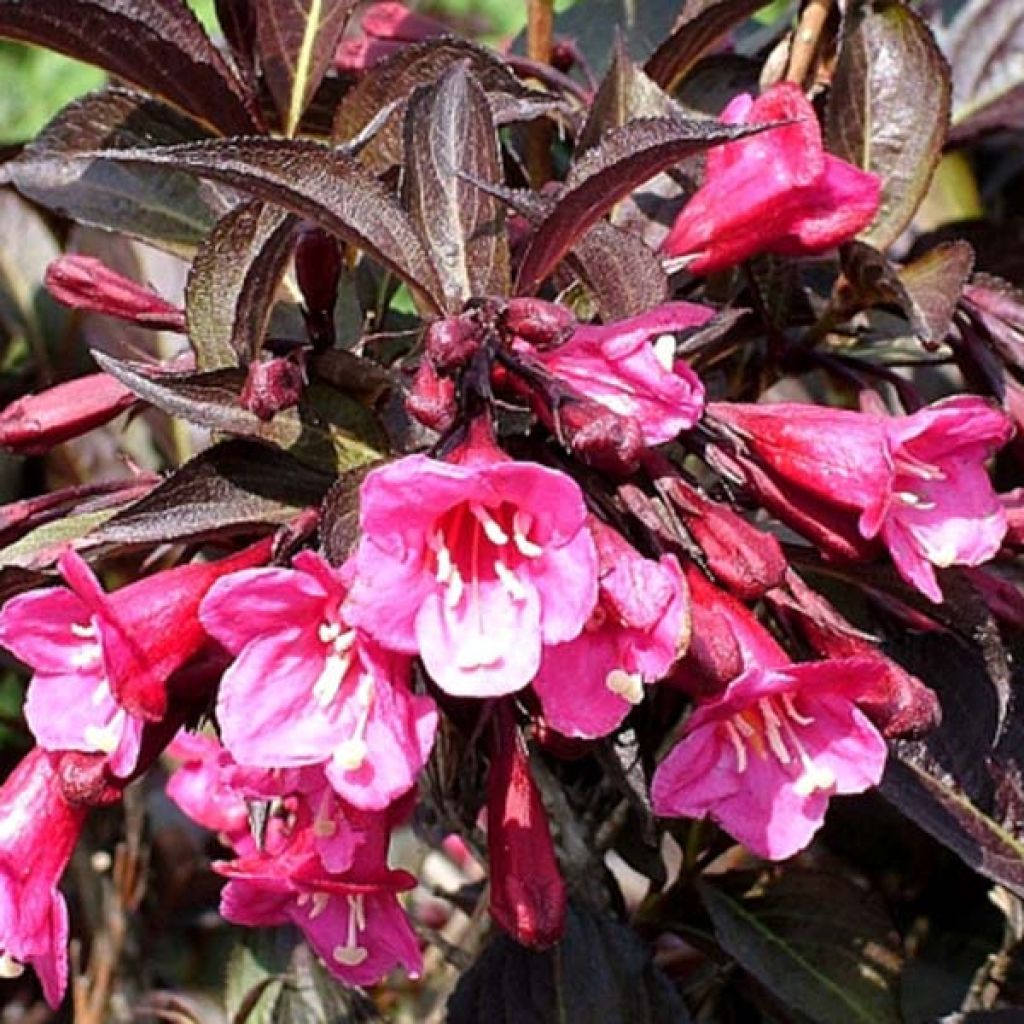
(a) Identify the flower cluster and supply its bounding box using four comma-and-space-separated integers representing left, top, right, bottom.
0, 75, 1014, 1013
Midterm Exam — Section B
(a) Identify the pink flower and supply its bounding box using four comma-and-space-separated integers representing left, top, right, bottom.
652, 616, 887, 860
0, 747, 87, 1008
200, 551, 437, 811
514, 303, 712, 445
0, 542, 270, 776
335, 2, 447, 71
216, 805, 421, 986
712, 397, 1013, 602
346, 424, 598, 697
662, 83, 880, 273
533, 521, 687, 738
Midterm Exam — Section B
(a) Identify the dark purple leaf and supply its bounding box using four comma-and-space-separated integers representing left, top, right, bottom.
90, 440, 331, 546
5, 87, 233, 254
825, 0, 952, 250
92, 352, 386, 472
942, 0, 1024, 138
645, 0, 777, 91
333, 37, 557, 172
699, 872, 903, 1024
215, 0, 260, 85
255, 0, 358, 136
320, 464, 379, 566
0, 0, 259, 135
403, 64, 509, 310
186, 200, 299, 369
516, 116, 755, 295
72, 136, 445, 311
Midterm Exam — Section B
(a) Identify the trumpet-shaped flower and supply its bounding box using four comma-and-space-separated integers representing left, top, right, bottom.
652, 623, 887, 860
711, 396, 1013, 602
0, 747, 87, 1008
200, 551, 437, 812
346, 426, 598, 697
533, 522, 688, 737
662, 83, 880, 273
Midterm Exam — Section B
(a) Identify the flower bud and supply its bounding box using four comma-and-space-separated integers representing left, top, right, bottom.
504, 297, 576, 349
240, 355, 306, 421
45, 254, 185, 331
487, 705, 566, 949
558, 398, 645, 476
406, 358, 456, 431
0, 373, 139, 455
424, 315, 482, 372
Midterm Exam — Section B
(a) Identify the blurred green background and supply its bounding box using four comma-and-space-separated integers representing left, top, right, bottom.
0, 0, 579, 143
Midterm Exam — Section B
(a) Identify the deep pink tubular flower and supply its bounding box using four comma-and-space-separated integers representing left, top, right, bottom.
200, 551, 437, 811
712, 397, 1013, 601
347, 423, 598, 697
0, 541, 270, 776
515, 302, 712, 445
533, 521, 688, 738
662, 83, 880, 273
216, 812, 421, 986
651, 615, 887, 860
0, 747, 87, 1007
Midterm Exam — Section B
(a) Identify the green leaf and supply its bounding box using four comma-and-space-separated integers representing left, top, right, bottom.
699, 871, 903, 1024
224, 928, 294, 1024
186, 200, 298, 369
255, 0, 358, 136
826, 0, 952, 250
0, 508, 119, 569
6, 87, 232, 255
0, 0, 258, 135
403, 63, 509, 310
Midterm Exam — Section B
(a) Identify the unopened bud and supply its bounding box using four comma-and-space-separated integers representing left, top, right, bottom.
559, 399, 645, 476
45, 255, 185, 331
424, 315, 481, 372
0, 373, 139, 455
504, 297, 576, 349
240, 355, 305, 421
407, 358, 456, 431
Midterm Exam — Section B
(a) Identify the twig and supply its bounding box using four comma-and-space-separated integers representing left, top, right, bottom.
786, 0, 833, 86
525, 0, 555, 185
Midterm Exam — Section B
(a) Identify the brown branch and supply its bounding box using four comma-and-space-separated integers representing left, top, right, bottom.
786, 0, 833, 86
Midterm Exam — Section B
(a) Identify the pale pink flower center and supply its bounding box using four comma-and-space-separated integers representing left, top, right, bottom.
314, 614, 373, 772
719, 694, 835, 796
69, 619, 124, 754
892, 449, 945, 514
427, 501, 543, 667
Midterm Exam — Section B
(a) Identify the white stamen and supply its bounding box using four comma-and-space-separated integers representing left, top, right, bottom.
333, 945, 369, 966
336, 737, 368, 771
734, 714, 757, 738
445, 565, 465, 608
759, 699, 791, 765
471, 503, 509, 546
896, 491, 936, 510
84, 717, 122, 754
653, 333, 676, 371
435, 541, 454, 584
312, 651, 351, 707
70, 644, 101, 669
71, 621, 96, 639
0, 952, 24, 979
494, 559, 528, 601
723, 720, 748, 773
308, 893, 330, 920
313, 817, 337, 838
91, 681, 109, 706
513, 510, 543, 558
333, 895, 369, 966
782, 692, 814, 726
605, 669, 644, 705
318, 621, 341, 644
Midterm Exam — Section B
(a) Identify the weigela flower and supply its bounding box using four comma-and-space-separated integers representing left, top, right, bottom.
0, 542, 270, 776
711, 396, 1013, 601
514, 302, 712, 445
652, 606, 887, 860
533, 521, 688, 738
200, 551, 437, 812
0, 747, 87, 1008
346, 423, 598, 697
662, 83, 881, 273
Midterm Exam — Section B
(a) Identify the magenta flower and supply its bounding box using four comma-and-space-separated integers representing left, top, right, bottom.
533, 521, 688, 738
346, 425, 598, 697
652, 628, 887, 860
662, 83, 880, 274
200, 551, 437, 812
216, 809, 421, 986
0, 747, 87, 1008
712, 396, 1013, 601
515, 302, 712, 445
0, 542, 270, 777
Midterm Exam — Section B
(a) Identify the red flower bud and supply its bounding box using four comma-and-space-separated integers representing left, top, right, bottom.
424, 315, 482, 372
295, 226, 341, 320
0, 372, 139, 455
240, 355, 306, 421
487, 705, 566, 950
504, 297, 575, 349
44, 255, 185, 331
557, 398, 645, 476
407, 358, 456, 431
